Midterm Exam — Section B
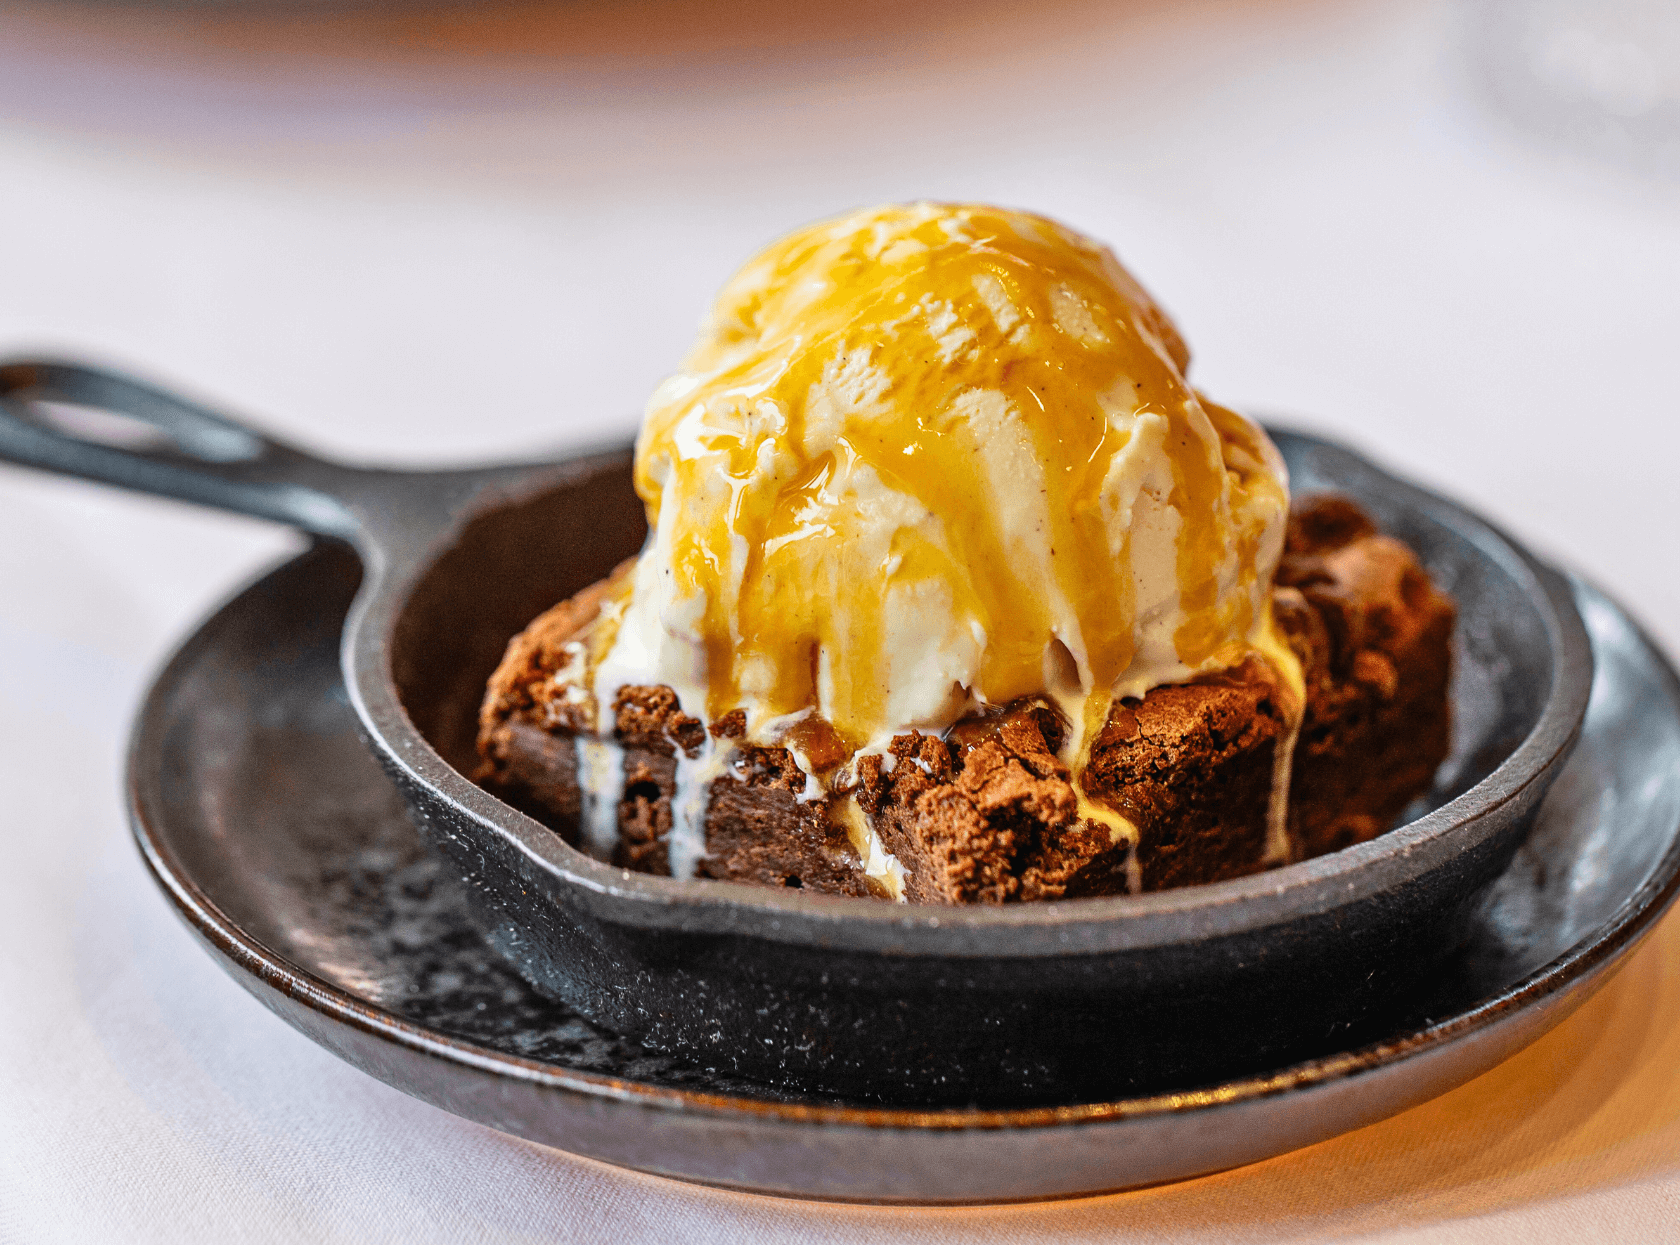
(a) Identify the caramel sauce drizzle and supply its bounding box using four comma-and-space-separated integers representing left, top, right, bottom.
631, 204, 1288, 763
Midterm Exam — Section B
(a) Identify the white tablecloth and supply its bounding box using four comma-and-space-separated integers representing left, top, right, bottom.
3, 1, 1679, 1239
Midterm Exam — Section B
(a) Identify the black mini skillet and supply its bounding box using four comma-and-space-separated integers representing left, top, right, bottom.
0, 359, 1593, 1106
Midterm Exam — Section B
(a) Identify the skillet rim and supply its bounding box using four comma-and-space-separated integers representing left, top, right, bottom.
338, 428, 1595, 954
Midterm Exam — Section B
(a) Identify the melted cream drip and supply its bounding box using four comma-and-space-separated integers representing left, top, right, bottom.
669, 737, 734, 880
835, 792, 907, 901
573, 737, 625, 859
1253, 604, 1307, 865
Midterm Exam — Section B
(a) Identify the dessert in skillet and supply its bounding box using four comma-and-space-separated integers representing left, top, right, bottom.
476, 203, 1454, 902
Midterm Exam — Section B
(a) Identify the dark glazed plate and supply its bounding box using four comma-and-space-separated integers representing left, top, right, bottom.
130, 542, 1680, 1202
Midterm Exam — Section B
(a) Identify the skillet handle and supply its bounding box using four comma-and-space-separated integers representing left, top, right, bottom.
0, 359, 361, 537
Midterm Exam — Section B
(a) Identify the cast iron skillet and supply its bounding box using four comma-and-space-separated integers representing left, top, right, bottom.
0, 358, 1594, 1107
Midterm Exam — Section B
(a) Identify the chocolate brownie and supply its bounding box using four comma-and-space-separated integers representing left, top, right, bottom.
475, 496, 1454, 903
1275, 495, 1456, 857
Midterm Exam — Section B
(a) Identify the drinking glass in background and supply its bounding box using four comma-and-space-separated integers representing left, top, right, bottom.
1473, 0, 1680, 178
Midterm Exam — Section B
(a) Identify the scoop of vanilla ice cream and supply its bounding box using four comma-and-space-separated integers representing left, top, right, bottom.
594, 202, 1290, 763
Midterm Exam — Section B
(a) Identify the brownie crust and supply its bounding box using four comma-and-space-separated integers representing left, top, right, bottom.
476, 496, 1454, 904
